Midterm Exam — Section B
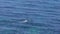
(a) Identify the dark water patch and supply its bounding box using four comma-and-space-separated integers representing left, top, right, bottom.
25, 23, 54, 27
51, 19, 60, 24
19, 7, 41, 11
44, 10, 55, 13
3, 6, 16, 9
0, 6, 18, 9
52, 18, 60, 22
0, 29, 18, 34
21, 3, 40, 8
50, 6, 60, 9
0, 13, 27, 18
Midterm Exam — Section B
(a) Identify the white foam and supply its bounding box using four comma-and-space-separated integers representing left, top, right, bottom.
23, 20, 28, 23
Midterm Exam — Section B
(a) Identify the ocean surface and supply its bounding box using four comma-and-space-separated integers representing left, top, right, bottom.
0, 0, 60, 34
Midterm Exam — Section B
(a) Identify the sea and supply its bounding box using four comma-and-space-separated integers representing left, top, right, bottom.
0, 0, 60, 34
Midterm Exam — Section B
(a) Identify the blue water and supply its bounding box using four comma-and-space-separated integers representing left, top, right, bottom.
0, 0, 60, 34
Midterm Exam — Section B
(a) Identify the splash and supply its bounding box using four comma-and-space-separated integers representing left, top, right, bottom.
22, 20, 28, 23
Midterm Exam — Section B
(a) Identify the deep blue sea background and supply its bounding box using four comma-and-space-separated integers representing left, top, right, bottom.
0, 0, 60, 34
